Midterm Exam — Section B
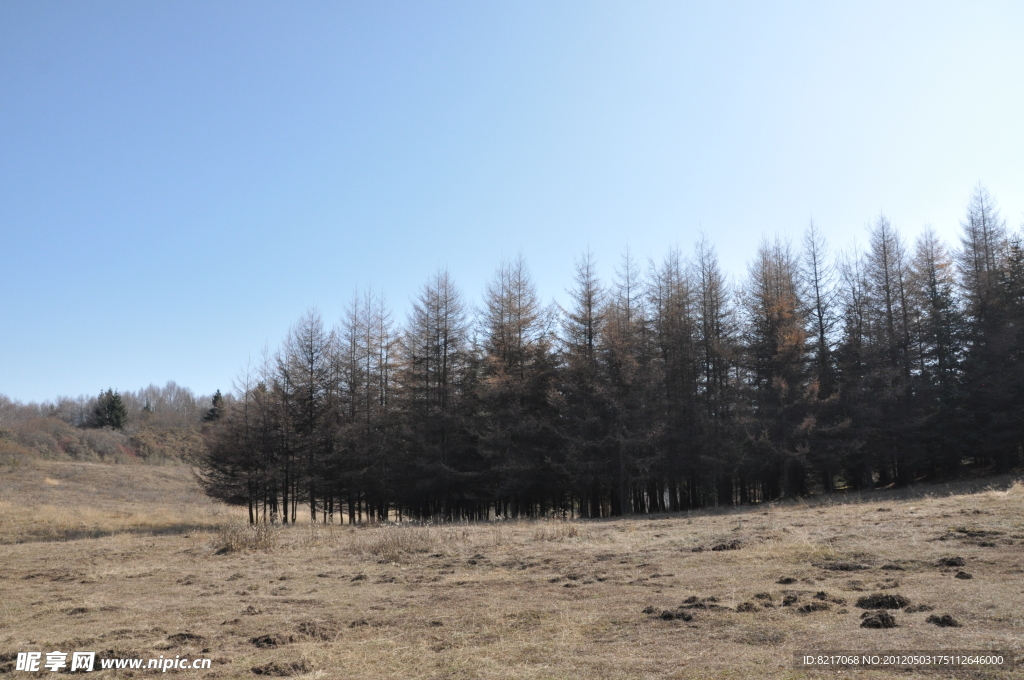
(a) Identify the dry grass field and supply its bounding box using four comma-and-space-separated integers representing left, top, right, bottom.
2, 459, 1023, 679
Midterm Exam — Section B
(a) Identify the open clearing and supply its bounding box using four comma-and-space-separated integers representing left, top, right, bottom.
1, 460, 1023, 679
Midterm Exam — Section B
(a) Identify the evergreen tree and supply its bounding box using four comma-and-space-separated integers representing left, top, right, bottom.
741, 238, 810, 498
398, 269, 477, 518
91, 389, 128, 430
901, 229, 966, 474
649, 247, 701, 510
478, 255, 558, 517
557, 249, 610, 516
203, 390, 225, 422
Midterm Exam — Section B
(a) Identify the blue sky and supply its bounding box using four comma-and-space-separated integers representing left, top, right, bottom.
2, 2, 1022, 403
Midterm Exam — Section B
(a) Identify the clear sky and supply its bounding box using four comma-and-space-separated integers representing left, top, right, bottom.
2, 2, 1022, 404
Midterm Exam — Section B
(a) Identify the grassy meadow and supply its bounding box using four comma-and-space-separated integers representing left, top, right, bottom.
1, 459, 1023, 679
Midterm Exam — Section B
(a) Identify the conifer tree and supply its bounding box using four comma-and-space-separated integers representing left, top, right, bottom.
91, 389, 128, 430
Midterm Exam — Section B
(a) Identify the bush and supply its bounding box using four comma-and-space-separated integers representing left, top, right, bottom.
82, 428, 127, 460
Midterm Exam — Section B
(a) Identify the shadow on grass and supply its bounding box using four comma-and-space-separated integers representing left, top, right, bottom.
6, 522, 225, 545
639, 471, 1024, 522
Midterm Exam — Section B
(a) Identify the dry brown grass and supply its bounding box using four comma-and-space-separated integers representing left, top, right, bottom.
1, 461, 1023, 679
214, 523, 280, 554
0, 458, 237, 544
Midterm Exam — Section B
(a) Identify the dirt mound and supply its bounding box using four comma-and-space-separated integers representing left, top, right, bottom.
0, 652, 17, 674
782, 594, 798, 606
926, 614, 961, 627
659, 610, 692, 621
777, 577, 797, 584
860, 611, 897, 628
166, 633, 205, 646
753, 592, 773, 601
736, 601, 759, 612
955, 571, 973, 579
251, 660, 311, 676
938, 556, 965, 567
642, 606, 693, 621
798, 601, 830, 613
856, 593, 910, 609
711, 540, 742, 551
905, 604, 934, 613
250, 633, 295, 648
680, 595, 726, 610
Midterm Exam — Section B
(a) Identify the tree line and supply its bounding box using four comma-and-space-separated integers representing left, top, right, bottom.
196, 186, 1024, 523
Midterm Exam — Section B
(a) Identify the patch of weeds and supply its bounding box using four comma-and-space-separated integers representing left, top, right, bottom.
297, 619, 339, 640
955, 571, 973, 579
215, 523, 278, 554
735, 630, 786, 646
353, 525, 437, 562
938, 556, 965, 567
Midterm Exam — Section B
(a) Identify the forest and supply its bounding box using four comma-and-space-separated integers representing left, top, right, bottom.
194, 188, 1020, 522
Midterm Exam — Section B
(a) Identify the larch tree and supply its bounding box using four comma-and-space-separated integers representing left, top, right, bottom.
741, 238, 809, 499
478, 254, 557, 518
557, 249, 610, 517
399, 269, 476, 518
648, 247, 700, 510
694, 236, 741, 505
